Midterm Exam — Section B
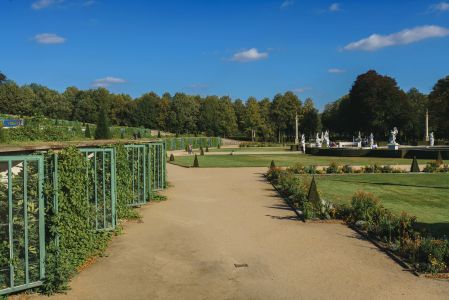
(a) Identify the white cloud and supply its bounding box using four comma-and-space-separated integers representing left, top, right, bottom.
34, 33, 66, 44
328, 68, 346, 73
329, 3, 341, 12
281, 0, 294, 9
343, 25, 449, 51
31, 0, 63, 10
92, 77, 126, 88
230, 48, 268, 62
430, 2, 449, 12
293, 87, 311, 93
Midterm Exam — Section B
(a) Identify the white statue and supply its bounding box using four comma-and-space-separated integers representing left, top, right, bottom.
301, 134, 306, 153
316, 132, 322, 148
430, 132, 435, 147
389, 127, 399, 145
324, 130, 330, 147
369, 133, 374, 149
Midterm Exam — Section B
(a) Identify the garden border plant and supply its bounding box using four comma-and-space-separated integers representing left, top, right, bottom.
266, 166, 449, 276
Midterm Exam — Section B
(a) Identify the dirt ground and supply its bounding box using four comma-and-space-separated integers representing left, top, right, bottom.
30, 164, 449, 300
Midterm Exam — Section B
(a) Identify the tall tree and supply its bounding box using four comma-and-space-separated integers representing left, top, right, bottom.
270, 92, 301, 142
94, 107, 111, 140
168, 93, 199, 134
244, 97, 262, 141
428, 75, 449, 139
300, 98, 321, 139
347, 70, 410, 138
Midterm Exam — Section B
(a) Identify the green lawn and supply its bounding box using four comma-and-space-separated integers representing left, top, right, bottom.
312, 173, 449, 236
170, 154, 421, 168
208, 146, 290, 152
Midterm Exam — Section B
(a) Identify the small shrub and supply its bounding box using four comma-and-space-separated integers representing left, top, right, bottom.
341, 165, 353, 173
193, 154, 199, 167
439, 164, 449, 173
84, 124, 91, 138
381, 165, 394, 173
217, 143, 221, 149
270, 160, 276, 169
287, 163, 305, 174
326, 162, 340, 174
0, 123, 8, 143
423, 162, 439, 173
304, 165, 317, 174
410, 157, 420, 173
169, 154, 175, 161
200, 147, 204, 156
349, 191, 381, 225
436, 151, 443, 166
307, 176, 320, 210
206, 146, 209, 152
94, 108, 111, 140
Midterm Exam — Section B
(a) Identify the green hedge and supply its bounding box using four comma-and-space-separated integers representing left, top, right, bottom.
164, 137, 221, 151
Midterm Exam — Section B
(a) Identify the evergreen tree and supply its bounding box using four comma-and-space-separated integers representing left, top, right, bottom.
94, 108, 112, 140
206, 146, 209, 152
307, 176, 321, 209
137, 131, 142, 139
169, 154, 175, 161
270, 160, 276, 169
410, 156, 420, 172
85, 124, 91, 138
0, 123, 8, 143
436, 151, 443, 165
157, 130, 161, 138
200, 147, 204, 155
193, 154, 199, 167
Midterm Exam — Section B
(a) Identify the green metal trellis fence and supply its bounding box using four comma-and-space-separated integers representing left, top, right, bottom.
0, 156, 45, 296
148, 142, 166, 191
124, 145, 148, 206
80, 148, 116, 231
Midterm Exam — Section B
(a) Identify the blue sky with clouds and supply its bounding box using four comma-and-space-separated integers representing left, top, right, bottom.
1, 0, 449, 109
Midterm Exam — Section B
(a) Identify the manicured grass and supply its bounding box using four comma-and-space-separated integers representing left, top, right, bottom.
208, 146, 290, 152
312, 173, 449, 236
170, 154, 420, 168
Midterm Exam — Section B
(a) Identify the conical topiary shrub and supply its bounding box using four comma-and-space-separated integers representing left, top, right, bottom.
307, 176, 321, 210
0, 123, 8, 143
206, 146, 209, 152
193, 154, 199, 167
217, 143, 221, 149
158, 130, 161, 138
200, 147, 204, 156
85, 124, 91, 138
410, 156, 420, 172
270, 160, 276, 169
94, 108, 112, 140
185, 145, 189, 152
436, 151, 443, 165
169, 154, 175, 162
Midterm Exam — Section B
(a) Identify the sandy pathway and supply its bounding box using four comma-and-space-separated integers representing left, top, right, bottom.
32, 165, 449, 300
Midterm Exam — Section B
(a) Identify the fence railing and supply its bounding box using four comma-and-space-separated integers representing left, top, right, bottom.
0, 156, 45, 296
0, 140, 167, 296
124, 145, 148, 206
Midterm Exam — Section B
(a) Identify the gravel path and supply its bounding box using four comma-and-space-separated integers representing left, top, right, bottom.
31, 165, 449, 300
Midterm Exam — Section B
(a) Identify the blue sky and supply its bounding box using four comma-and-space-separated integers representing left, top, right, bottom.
1, 0, 449, 109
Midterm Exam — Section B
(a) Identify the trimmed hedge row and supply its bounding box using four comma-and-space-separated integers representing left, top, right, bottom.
306, 147, 449, 159
164, 137, 221, 151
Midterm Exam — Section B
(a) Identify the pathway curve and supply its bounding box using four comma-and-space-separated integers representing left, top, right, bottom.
33, 165, 449, 299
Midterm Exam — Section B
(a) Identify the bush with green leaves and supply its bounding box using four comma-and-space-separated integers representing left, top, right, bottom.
341, 165, 353, 173
0, 123, 8, 143
94, 109, 111, 140
193, 154, 199, 167
326, 162, 340, 174
43, 148, 113, 294
287, 163, 305, 174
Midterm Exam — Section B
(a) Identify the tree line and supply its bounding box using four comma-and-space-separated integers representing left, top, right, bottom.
1, 70, 448, 142
0, 72, 319, 142
322, 70, 449, 141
